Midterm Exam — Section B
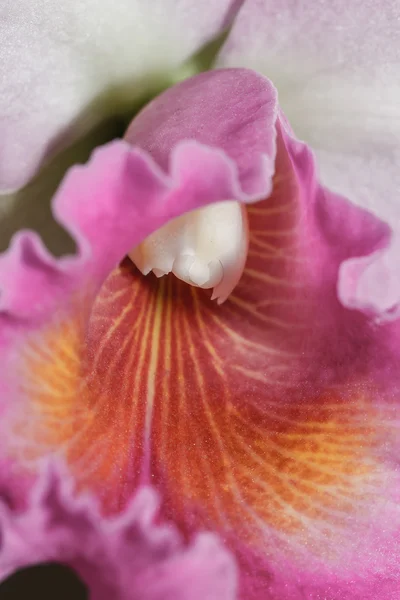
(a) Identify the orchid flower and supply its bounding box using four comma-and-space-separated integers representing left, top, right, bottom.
0, 1, 400, 599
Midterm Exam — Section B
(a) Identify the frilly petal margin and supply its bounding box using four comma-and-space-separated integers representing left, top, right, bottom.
125, 69, 277, 197
0, 67, 277, 508
0, 67, 399, 600
338, 240, 400, 323
279, 118, 395, 325
0, 464, 237, 600
0, 137, 274, 335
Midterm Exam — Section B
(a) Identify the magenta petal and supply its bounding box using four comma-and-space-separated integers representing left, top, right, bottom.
0, 68, 400, 600
0, 465, 237, 600
0, 71, 278, 330
218, 1, 400, 320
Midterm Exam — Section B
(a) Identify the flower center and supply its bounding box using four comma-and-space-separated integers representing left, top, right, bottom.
129, 200, 249, 304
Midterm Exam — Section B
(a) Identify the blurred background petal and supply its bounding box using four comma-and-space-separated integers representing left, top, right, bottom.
218, 0, 400, 316
0, 0, 242, 193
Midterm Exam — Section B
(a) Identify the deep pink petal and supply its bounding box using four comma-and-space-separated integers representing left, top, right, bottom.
0, 464, 237, 600
0, 0, 240, 193
218, 0, 400, 320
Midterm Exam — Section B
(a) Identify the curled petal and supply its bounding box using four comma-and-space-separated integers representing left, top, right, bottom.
0, 69, 399, 600
218, 0, 400, 319
0, 0, 239, 192
126, 68, 278, 301
0, 464, 237, 600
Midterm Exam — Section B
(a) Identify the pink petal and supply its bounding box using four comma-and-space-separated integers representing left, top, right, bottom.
0, 0, 240, 193
0, 464, 237, 600
0, 70, 276, 325
125, 68, 277, 196
218, 0, 400, 320
0, 69, 399, 600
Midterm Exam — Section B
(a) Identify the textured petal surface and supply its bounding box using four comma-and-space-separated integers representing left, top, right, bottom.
0, 0, 239, 192
0, 69, 399, 599
125, 69, 277, 195
0, 466, 237, 600
126, 68, 277, 301
218, 0, 400, 319
1, 125, 400, 599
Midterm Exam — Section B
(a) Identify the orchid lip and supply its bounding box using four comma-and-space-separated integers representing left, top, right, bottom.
0, 55, 398, 599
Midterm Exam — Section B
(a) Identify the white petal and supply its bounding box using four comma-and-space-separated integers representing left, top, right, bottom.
0, 0, 238, 192
217, 0, 400, 226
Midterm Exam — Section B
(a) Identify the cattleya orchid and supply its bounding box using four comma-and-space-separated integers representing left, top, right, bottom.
1, 1, 400, 599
